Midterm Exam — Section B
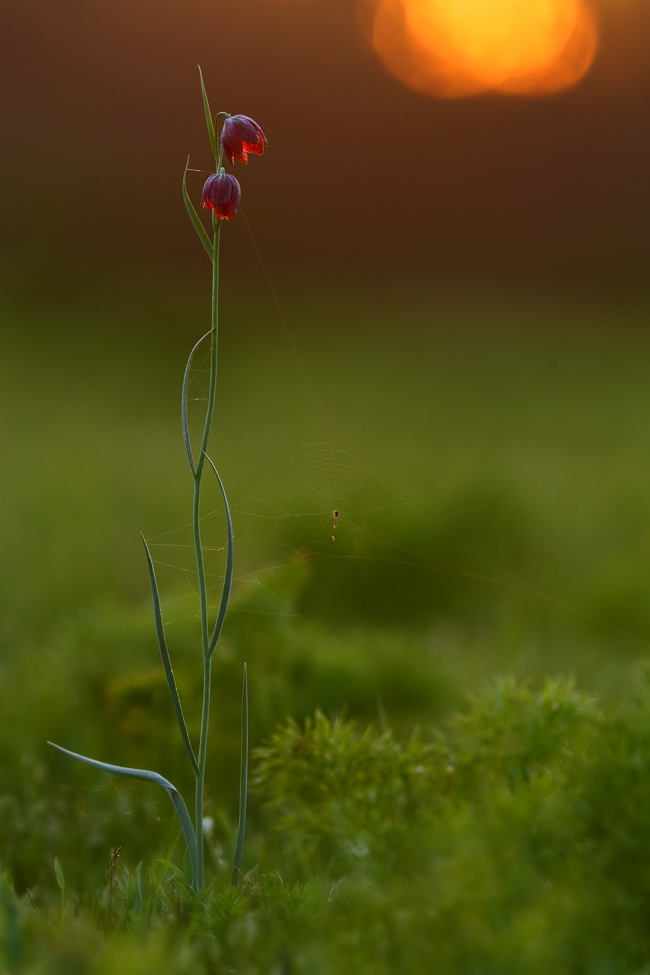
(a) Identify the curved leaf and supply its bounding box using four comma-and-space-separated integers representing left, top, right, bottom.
202, 451, 234, 660
181, 329, 212, 476
140, 533, 199, 777
48, 742, 198, 887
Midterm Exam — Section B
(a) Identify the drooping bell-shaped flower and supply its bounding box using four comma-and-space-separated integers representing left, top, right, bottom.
200, 172, 241, 221
221, 114, 268, 164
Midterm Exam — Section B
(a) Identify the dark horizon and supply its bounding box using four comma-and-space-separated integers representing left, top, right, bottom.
3, 0, 650, 300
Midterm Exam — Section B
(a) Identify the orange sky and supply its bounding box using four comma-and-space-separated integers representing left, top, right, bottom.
2, 0, 650, 296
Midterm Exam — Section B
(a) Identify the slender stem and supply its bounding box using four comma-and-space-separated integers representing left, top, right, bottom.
191, 218, 222, 889
189, 101, 234, 891
215, 112, 229, 172
192, 221, 221, 652
231, 663, 249, 887
194, 653, 212, 891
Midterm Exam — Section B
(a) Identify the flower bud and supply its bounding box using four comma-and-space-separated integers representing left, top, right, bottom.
221, 114, 268, 165
200, 172, 241, 221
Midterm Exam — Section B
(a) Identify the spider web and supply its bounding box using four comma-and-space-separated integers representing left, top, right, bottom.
233, 442, 406, 561
143, 437, 420, 629
137, 230, 650, 664
140, 303, 565, 644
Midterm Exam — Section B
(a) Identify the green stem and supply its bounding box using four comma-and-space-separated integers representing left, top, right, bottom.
231, 663, 249, 887
192, 222, 221, 653
214, 112, 229, 173
191, 218, 221, 889
195, 653, 212, 891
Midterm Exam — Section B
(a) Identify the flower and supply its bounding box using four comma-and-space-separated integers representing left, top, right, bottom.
221, 114, 267, 164
200, 172, 241, 221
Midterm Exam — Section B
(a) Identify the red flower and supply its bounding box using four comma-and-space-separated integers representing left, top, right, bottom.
221, 114, 268, 164
200, 172, 241, 221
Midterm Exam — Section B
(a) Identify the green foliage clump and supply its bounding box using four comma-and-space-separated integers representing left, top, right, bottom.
9, 675, 650, 973
245, 677, 650, 974
253, 711, 438, 876
442, 675, 600, 793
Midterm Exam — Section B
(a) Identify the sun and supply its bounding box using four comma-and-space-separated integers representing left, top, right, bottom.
370, 0, 599, 98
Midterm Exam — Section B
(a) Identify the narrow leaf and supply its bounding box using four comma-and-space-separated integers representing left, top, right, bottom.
134, 861, 143, 911
198, 66, 218, 162
48, 742, 198, 885
202, 451, 234, 660
141, 533, 200, 778
183, 157, 213, 262
181, 329, 212, 476
54, 856, 65, 891
231, 663, 249, 887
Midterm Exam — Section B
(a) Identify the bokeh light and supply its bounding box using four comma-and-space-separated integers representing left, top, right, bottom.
370, 0, 599, 98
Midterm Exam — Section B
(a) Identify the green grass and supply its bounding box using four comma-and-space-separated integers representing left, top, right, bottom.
2, 272, 650, 970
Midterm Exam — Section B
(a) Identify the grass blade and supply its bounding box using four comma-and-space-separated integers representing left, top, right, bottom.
141, 532, 200, 778
183, 157, 213, 262
231, 663, 249, 887
48, 742, 198, 886
201, 451, 234, 660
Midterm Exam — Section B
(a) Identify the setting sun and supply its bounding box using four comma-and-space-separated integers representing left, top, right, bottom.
370, 0, 599, 98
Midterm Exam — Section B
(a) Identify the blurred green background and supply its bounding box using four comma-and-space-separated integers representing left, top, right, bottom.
3, 0, 650, 893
